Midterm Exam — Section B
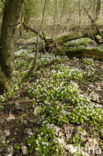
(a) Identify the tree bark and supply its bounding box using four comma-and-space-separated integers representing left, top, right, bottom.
0, 66, 10, 94
0, 0, 24, 94
96, 0, 101, 21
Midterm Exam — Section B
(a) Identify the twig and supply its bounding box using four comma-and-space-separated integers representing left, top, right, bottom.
3, 99, 35, 106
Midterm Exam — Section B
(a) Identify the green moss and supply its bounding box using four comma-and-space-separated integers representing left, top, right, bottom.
63, 38, 95, 47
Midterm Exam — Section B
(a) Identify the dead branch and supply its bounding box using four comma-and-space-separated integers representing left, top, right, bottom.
23, 58, 59, 81
37, 58, 58, 70
23, 23, 47, 42
3, 99, 36, 106
61, 47, 103, 59
84, 8, 103, 38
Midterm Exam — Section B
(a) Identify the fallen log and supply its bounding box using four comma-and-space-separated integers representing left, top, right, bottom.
54, 30, 103, 46
55, 32, 89, 45
23, 23, 101, 49
21, 23, 103, 58
56, 46, 103, 58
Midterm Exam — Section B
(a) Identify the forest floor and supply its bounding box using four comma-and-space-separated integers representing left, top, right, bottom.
0, 36, 103, 156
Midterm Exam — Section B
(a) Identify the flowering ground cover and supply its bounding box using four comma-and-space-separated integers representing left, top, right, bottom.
0, 47, 103, 156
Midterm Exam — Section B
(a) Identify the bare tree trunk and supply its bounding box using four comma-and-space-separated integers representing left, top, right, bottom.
0, 0, 24, 94
95, 0, 101, 21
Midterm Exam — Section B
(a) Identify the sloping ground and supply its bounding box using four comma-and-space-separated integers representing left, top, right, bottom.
0, 48, 103, 156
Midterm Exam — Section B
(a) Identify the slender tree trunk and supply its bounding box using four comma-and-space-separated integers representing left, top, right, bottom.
0, 0, 24, 94
95, 0, 101, 21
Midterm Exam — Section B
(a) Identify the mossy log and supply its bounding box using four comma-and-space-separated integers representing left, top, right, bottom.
54, 31, 100, 45
54, 32, 87, 45
21, 23, 103, 58
56, 46, 103, 58
52, 32, 103, 58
